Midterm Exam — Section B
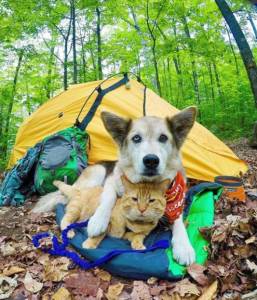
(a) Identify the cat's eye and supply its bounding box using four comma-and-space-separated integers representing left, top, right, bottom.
132, 197, 138, 202
132, 134, 142, 143
149, 199, 155, 203
159, 134, 168, 143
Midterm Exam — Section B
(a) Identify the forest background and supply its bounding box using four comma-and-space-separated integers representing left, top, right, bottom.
1, 0, 257, 171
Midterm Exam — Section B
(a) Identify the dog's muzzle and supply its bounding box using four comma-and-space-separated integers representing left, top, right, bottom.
143, 154, 159, 176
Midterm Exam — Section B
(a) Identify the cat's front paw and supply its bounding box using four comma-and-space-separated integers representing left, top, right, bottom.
53, 180, 62, 187
82, 238, 97, 249
87, 208, 110, 237
172, 237, 195, 266
131, 241, 146, 250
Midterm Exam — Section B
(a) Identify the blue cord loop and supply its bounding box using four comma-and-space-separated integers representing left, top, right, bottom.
32, 220, 169, 270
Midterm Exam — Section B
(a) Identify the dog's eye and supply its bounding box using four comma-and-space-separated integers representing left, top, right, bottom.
132, 197, 138, 202
149, 199, 155, 203
159, 134, 168, 143
132, 135, 142, 143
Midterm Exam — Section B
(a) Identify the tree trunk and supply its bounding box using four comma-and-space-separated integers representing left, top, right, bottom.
250, 121, 257, 147
71, 0, 77, 84
2, 49, 24, 156
151, 40, 162, 96
215, 0, 257, 106
46, 46, 55, 98
96, 7, 103, 80
64, 40, 68, 90
207, 63, 215, 103
248, 11, 257, 41
182, 16, 200, 104
224, 24, 240, 75
213, 61, 223, 100
81, 44, 87, 83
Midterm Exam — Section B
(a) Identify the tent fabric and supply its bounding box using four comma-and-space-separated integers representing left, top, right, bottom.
8, 77, 247, 181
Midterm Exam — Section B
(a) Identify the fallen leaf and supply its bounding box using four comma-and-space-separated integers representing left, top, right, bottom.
197, 280, 218, 300
245, 236, 256, 244
0, 243, 16, 257
150, 285, 166, 296
172, 278, 200, 297
2, 266, 25, 276
147, 277, 158, 285
161, 291, 181, 300
52, 287, 71, 300
130, 280, 151, 300
94, 269, 111, 282
64, 271, 100, 297
0, 275, 18, 299
187, 263, 209, 286
106, 283, 124, 300
43, 257, 70, 282
246, 259, 257, 274
23, 272, 43, 293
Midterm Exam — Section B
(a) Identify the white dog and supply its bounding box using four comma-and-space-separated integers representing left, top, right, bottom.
33, 107, 197, 265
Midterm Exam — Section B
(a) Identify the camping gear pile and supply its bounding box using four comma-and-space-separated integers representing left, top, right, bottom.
0, 74, 249, 281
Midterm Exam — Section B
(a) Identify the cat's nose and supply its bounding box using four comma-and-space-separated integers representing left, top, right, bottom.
139, 208, 146, 213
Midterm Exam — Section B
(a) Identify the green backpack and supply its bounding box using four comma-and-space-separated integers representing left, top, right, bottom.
34, 127, 88, 195
34, 74, 130, 196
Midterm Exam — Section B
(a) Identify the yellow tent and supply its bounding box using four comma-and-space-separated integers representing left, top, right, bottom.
8, 77, 247, 181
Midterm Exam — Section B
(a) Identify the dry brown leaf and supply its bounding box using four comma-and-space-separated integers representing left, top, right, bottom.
2, 266, 25, 276
94, 269, 111, 282
64, 271, 100, 297
52, 287, 71, 300
0, 275, 18, 299
37, 254, 50, 265
0, 243, 16, 257
130, 280, 151, 300
105, 283, 124, 300
197, 280, 218, 300
187, 264, 209, 286
245, 236, 256, 244
246, 259, 257, 274
43, 257, 70, 282
147, 277, 158, 285
172, 279, 200, 297
96, 288, 104, 300
161, 291, 181, 300
23, 272, 43, 294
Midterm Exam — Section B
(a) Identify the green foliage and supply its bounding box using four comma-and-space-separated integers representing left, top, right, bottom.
0, 0, 257, 171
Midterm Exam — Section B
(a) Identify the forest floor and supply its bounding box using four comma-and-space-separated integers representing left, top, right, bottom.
0, 139, 257, 300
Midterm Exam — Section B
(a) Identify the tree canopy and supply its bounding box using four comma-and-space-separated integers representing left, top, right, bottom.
0, 0, 257, 169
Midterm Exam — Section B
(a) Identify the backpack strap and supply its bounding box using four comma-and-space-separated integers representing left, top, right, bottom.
77, 74, 129, 131
32, 220, 169, 270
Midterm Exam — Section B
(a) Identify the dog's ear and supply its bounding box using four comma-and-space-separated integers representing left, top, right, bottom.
166, 106, 197, 148
101, 111, 132, 147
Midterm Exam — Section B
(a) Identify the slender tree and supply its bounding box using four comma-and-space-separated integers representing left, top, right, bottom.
2, 49, 24, 156
96, 6, 103, 80
71, 0, 78, 84
215, 0, 257, 106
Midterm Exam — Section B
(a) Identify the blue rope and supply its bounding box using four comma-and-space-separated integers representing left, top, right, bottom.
32, 220, 169, 270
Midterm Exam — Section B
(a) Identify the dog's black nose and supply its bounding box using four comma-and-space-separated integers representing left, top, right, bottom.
143, 154, 159, 169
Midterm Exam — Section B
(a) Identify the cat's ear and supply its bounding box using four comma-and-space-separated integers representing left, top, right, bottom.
158, 179, 170, 193
121, 175, 134, 191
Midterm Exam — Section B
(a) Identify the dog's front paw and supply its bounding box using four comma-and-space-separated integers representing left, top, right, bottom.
87, 208, 110, 237
172, 237, 195, 266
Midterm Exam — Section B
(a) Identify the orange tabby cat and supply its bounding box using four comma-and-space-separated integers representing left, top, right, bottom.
53, 177, 169, 250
